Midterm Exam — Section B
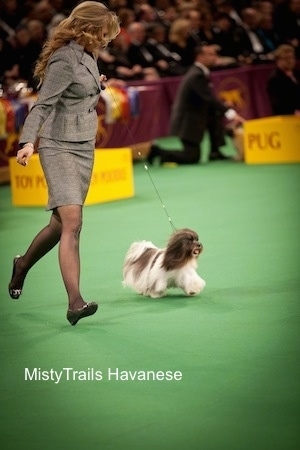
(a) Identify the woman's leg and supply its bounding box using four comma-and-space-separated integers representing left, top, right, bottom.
9, 203, 97, 323
9, 210, 62, 297
56, 204, 86, 310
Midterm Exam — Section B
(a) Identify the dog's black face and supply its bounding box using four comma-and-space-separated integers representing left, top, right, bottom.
162, 228, 203, 271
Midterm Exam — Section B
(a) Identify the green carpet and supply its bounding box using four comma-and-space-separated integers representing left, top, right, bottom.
153, 132, 239, 162
0, 154, 299, 450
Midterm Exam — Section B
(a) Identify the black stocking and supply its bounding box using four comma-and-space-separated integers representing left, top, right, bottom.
56, 204, 85, 310
9, 210, 62, 295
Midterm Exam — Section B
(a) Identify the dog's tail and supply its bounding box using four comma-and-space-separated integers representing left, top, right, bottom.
122, 241, 158, 291
124, 241, 157, 263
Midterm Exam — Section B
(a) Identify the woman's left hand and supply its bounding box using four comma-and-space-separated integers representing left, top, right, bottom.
16, 144, 34, 166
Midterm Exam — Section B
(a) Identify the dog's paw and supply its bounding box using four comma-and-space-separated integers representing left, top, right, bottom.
149, 290, 166, 299
185, 278, 206, 296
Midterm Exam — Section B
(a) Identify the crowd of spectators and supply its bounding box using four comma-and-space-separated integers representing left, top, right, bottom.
0, 0, 299, 91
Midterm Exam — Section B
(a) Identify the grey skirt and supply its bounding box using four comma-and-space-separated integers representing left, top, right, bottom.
39, 138, 95, 211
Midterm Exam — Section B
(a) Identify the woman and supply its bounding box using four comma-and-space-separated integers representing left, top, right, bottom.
8, 1, 120, 325
267, 44, 300, 115
168, 18, 196, 69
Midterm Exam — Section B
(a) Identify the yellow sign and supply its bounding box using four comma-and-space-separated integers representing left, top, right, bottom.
9, 148, 134, 206
244, 115, 300, 164
86, 148, 134, 204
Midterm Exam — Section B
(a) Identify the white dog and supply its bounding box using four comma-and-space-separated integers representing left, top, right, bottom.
122, 228, 206, 298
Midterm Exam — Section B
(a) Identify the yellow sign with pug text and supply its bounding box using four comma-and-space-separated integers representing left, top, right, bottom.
9, 148, 134, 206
244, 115, 300, 164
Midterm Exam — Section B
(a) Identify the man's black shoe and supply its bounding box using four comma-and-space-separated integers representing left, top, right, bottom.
147, 144, 161, 165
209, 151, 232, 161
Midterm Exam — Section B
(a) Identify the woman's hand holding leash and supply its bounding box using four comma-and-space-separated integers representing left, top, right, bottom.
16, 143, 34, 166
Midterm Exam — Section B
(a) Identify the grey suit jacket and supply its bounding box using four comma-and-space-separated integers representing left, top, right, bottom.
19, 41, 101, 145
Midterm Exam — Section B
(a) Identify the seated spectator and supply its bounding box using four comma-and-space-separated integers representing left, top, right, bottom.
235, 7, 274, 64
211, 13, 242, 67
25, 0, 55, 30
267, 44, 300, 115
213, 0, 244, 26
254, 0, 274, 17
46, 0, 68, 33
199, 9, 216, 45
136, 3, 159, 26
255, 13, 280, 55
168, 18, 196, 69
0, 34, 6, 83
0, 0, 23, 38
158, 4, 179, 33
27, 19, 48, 47
97, 33, 137, 80
117, 7, 136, 44
145, 23, 186, 76
273, 0, 300, 58
126, 21, 160, 79
108, 0, 128, 11
185, 8, 205, 46
98, 28, 157, 81
0, 23, 41, 89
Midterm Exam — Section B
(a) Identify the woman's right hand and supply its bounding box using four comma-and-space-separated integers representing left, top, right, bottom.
16, 144, 34, 166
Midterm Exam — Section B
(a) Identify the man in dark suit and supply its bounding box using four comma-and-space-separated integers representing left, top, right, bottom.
267, 44, 300, 115
234, 7, 271, 64
126, 21, 160, 79
147, 44, 244, 165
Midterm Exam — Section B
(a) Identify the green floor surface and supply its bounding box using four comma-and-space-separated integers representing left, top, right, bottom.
0, 157, 299, 450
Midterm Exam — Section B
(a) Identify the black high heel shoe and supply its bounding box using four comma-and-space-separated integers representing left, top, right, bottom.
8, 255, 23, 300
67, 302, 98, 326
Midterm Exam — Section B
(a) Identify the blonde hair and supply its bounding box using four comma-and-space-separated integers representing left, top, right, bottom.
274, 44, 295, 59
34, 1, 120, 83
168, 18, 190, 47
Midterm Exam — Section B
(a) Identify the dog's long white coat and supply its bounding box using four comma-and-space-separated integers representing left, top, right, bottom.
123, 240, 206, 298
